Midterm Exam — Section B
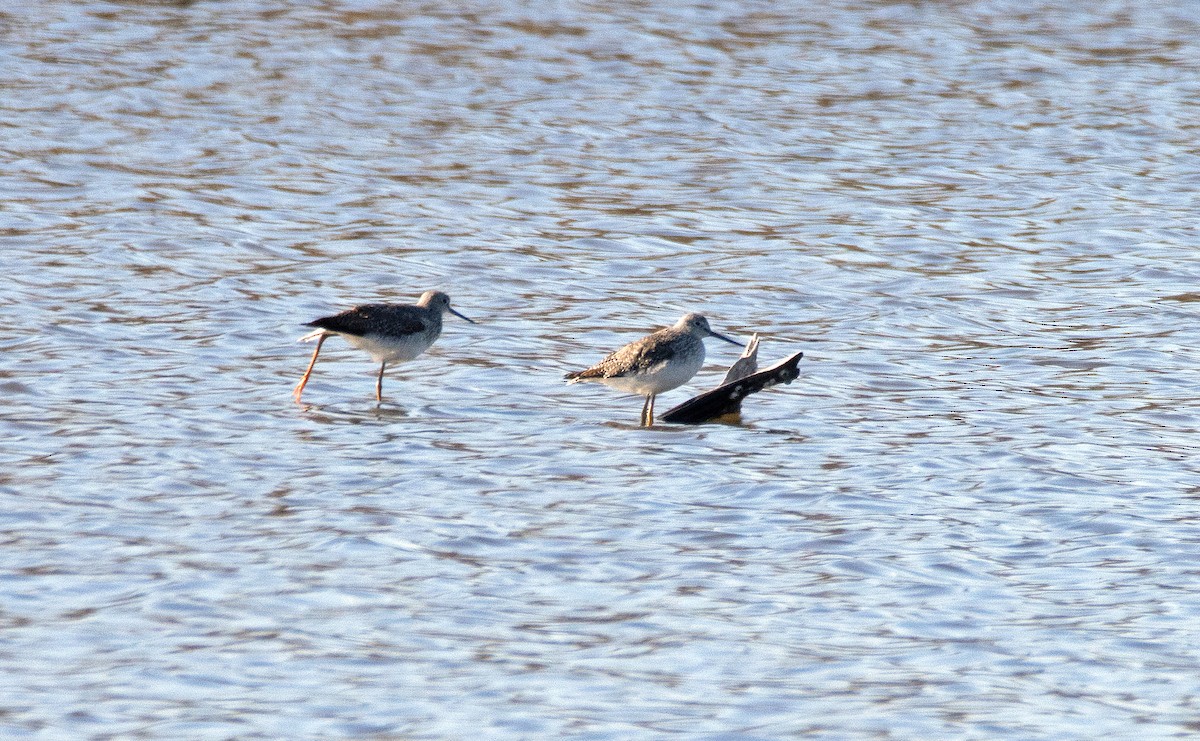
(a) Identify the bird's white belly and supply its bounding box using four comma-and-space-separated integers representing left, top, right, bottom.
342, 332, 433, 364
599, 351, 704, 396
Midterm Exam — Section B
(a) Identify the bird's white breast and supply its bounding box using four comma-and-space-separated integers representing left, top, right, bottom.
343, 331, 437, 364
598, 347, 705, 396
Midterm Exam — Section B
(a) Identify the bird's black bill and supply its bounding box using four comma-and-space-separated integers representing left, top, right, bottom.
449, 307, 476, 324
711, 330, 743, 347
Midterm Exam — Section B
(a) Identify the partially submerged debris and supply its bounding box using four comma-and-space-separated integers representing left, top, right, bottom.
660, 335, 803, 424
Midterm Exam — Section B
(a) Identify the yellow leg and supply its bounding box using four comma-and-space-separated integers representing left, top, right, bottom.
293, 333, 326, 403
376, 361, 387, 402
641, 395, 656, 426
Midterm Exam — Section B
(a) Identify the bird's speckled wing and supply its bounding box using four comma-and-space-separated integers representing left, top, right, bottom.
567, 328, 685, 380
307, 304, 428, 338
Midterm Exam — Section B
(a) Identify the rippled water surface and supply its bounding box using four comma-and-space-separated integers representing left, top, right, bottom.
4, 0, 1200, 737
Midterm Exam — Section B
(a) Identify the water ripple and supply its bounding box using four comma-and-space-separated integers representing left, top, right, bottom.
3, 0, 1200, 738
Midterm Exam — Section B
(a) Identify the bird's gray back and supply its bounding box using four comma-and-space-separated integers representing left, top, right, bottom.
308, 303, 436, 339
586, 327, 701, 378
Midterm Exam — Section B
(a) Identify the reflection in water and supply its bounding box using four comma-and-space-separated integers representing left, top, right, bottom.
3, 0, 1200, 738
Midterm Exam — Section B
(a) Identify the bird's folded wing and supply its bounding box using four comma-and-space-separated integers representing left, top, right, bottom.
307, 305, 427, 337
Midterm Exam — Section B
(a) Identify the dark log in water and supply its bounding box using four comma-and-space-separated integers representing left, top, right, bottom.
659, 349, 804, 425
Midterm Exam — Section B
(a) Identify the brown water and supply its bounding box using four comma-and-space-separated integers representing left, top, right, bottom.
4, 1, 1200, 738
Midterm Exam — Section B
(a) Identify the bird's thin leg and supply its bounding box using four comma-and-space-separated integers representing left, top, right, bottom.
293, 333, 326, 403
376, 361, 387, 402
641, 395, 654, 426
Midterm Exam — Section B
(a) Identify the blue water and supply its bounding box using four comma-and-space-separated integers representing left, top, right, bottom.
3, 0, 1199, 737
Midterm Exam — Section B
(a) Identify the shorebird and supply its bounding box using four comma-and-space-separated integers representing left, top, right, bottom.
565, 312, 743, 426
293, 290, 473, 403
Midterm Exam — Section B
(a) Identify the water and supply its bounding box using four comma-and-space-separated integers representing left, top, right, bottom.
4, 0, 1200, 737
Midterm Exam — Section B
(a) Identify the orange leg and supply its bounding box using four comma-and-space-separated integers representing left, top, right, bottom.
293, 333, 326, 403
376, 361, 387, 402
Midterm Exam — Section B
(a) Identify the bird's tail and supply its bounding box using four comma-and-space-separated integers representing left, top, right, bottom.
564, 368, 602, 383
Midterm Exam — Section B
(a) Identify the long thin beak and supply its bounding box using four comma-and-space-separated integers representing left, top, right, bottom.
449, 307, 476, 324
710, 330, 743, 347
